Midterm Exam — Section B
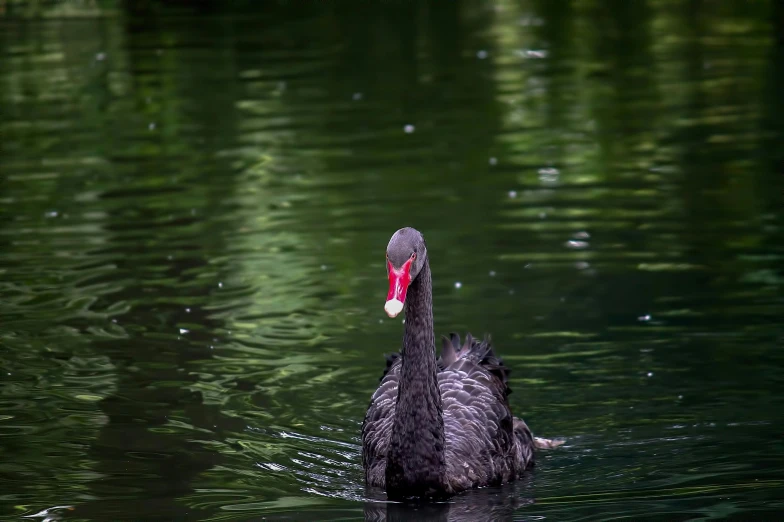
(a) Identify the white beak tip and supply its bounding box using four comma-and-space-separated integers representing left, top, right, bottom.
384, 299, 404, 318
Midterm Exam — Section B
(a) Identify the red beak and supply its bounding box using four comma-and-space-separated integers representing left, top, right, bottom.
384, 258, 413, 318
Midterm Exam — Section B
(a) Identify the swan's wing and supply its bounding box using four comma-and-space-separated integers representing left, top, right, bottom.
438, 334, 530, 490
438, 333, 511, 398
361, 353, 400, 488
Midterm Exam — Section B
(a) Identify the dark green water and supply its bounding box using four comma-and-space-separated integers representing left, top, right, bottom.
1, 1, 783, 520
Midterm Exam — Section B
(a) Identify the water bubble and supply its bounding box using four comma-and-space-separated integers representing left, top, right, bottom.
179, 328, 189, 334
538, 167, 559, 185
573, 231, 590, 239
508, 190, 517, 198
638, 314, 651, 322
95, 52, 106, 61
489, 270, 496, 277
454, 282, 462, 289
565, 240, 589, 249
516, 48, 548, 58
403, 124, 415, 134
575, 261, 590, 270
148, 122, 157, 131
320, 264, 328, 271
185, 308, 191, 313
647, 372, 654, 377
489, 157, 498, 166
44, 210, 58, 218
539, 212, 547, 219
517, 16, 544, 27
378, 319, 383, 324
218, 282, 224, 288
352, 92, 363, 101
678, 395, 683, 400
167, 255, 173, 260
477, 50, 489, 59
111, 319, 118, 323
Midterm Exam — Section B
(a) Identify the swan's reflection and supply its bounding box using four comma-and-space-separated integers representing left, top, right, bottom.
363, 475, 536, 522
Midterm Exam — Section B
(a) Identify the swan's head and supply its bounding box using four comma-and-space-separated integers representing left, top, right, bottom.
384, 227, 427, 318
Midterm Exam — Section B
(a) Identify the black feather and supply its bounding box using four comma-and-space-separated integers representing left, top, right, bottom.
440, 335, 457, 368
381, 352, 400, 381
450, 332, 461, 352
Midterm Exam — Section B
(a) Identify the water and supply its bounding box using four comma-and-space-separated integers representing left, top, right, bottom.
1, 1, 783, 520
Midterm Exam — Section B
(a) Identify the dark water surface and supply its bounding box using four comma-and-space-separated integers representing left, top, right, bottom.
2, 1, 783, 520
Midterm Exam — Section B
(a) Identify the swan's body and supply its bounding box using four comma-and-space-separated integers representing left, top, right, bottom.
362, 228, 559, 500
363, 333, 536, 496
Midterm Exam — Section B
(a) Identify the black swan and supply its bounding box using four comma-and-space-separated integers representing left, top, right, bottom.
362, 227, 561, 500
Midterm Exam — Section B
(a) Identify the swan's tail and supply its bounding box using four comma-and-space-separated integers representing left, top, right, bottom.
514, 418, 565, 453
533, 436, 565, 449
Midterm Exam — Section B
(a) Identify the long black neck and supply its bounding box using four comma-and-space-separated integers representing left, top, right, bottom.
385, 260, 447, 497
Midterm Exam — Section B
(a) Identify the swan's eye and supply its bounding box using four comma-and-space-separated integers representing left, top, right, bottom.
410, 252, 416, 260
